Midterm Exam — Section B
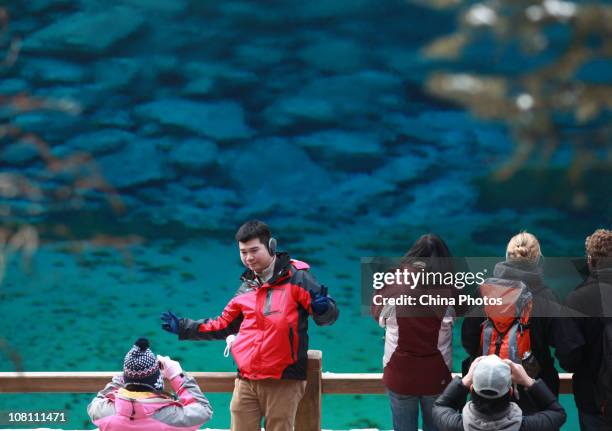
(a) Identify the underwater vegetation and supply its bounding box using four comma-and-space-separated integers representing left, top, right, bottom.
420, 0, 611, 207
0, 6, 134, 370
0, 3, 146, 276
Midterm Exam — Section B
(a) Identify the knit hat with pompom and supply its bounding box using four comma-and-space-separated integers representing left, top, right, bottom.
123, 338, 163, 391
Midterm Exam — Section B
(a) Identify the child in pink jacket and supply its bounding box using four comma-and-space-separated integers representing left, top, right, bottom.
88, 338, 212, 431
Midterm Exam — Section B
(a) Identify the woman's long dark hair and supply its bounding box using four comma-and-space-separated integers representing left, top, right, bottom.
400, 233, 453, 274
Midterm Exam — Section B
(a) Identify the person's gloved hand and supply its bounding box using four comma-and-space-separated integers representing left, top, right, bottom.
157, 355, 183, 380
160, 311, 180, 334
309, 285, 331, 315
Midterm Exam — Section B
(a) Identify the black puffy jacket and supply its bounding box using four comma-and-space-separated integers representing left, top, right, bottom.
565, 268, 612, 416
433, 377, 566, 431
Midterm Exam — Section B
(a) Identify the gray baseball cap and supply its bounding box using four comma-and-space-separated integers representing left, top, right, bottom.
472, 355, 512, 399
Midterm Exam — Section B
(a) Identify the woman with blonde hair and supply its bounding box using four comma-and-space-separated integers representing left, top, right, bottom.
462, 231, 583, 414
505, 231, 542, 263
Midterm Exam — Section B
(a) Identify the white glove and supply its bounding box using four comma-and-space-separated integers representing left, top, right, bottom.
157, 355, 183, 380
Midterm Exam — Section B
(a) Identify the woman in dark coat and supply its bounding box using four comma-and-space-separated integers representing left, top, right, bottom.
462, 232, 583, 414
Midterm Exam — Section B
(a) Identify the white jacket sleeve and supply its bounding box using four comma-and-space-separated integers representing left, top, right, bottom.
437, 306, 455, 371
87, 374, 123, 421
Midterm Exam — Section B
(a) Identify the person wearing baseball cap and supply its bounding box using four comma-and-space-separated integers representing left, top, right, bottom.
433, 354, 566, 431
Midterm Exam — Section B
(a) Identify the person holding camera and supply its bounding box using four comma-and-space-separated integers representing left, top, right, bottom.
433, 354, 566, 431
87, 338, 212, 431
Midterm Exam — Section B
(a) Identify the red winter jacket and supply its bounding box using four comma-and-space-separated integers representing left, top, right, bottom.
179, 252, 338, 380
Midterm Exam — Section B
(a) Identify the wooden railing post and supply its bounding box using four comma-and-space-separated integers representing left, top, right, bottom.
295, 350, 322, 431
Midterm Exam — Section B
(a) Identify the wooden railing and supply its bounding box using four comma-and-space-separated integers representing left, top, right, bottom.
0, 350, 574, 431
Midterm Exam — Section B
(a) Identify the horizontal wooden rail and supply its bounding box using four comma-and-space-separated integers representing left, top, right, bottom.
322, 372, 385, 394
0, 372, 574, 394
320, 372, 574, 394
0, 351, 574, 431
1, 372, 393, 394
0, 371, 237, 393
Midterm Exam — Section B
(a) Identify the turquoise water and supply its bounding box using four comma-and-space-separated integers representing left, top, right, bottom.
1, 0, 610, 429
0, 231, 585, 429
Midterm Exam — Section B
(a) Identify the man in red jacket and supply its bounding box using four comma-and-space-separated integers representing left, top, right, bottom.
161, 220, 338, 431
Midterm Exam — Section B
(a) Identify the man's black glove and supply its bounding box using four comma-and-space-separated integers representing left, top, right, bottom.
161, 310, 180, 334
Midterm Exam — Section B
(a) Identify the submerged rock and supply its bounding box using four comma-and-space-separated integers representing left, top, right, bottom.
400, 174, 477, 220
219, 139, 332, 217
93, 58, 143, 91
181, 78, 215, 96
183, 61, 259, 88
264, 71, 403, 128
118, 0, 188, 15
263, 97, 336, 127
0, 78, 29, 94
295, 0, 376, 19
23, 6, 145, 55
319, 174, 396, 214
168, 139, 218, 172
374, 153, 433, 184
1, 142, 41, 165
235, 38, 289, 69
97, 140, 170, 189
294, 131, 385, 171
298, 38, 366, 74
134, 99, 253, 140
65, 130, 135, 155
21, 58, 85, 84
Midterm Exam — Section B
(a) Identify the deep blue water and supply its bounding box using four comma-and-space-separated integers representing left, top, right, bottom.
1, 0, 610, 429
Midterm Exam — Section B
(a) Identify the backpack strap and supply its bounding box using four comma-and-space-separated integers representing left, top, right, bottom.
506, 321, 520, 363
482, 320, 494, 356
482, 318, 521, 361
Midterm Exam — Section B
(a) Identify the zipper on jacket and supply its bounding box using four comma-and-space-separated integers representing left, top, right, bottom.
129, 399, 135, 421
264, 288, 274, 315
289, 327, 295, 361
